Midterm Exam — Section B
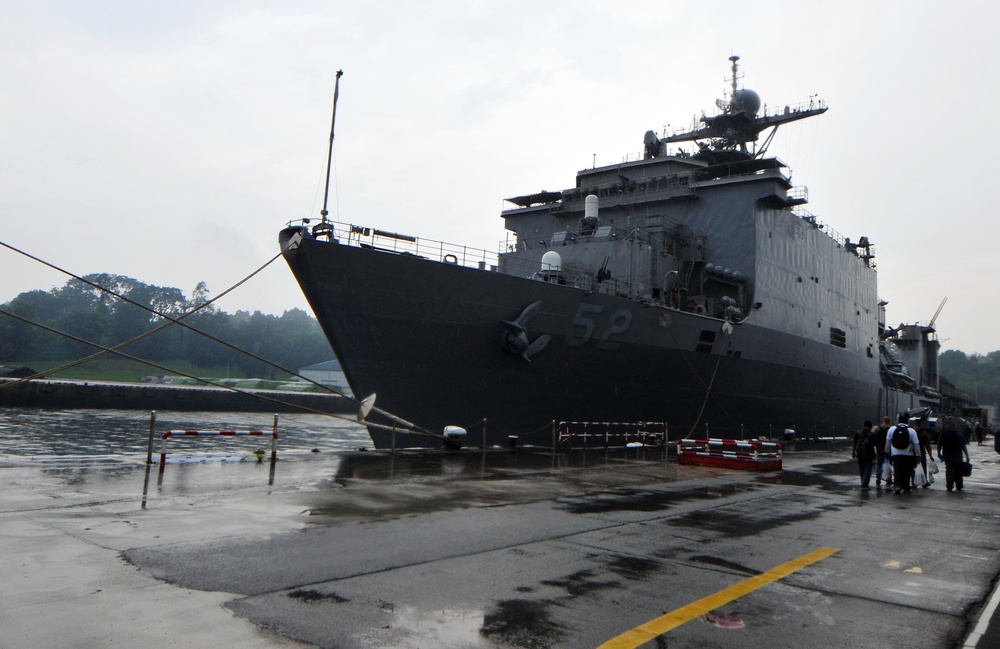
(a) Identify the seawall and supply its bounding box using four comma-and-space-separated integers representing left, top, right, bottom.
0, 378, 354, 414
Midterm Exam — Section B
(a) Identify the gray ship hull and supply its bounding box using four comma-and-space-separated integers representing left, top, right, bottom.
281, 232, 891, 448
281, 57, 939, 449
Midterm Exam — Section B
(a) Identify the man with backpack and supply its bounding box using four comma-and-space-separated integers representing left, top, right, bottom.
884, 414, 920, 495
851, 420, 877, 490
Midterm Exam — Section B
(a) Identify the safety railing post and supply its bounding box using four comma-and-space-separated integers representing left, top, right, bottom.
158, 431, 171, 472
271, 414, 279, 465
146, 410, 157, 464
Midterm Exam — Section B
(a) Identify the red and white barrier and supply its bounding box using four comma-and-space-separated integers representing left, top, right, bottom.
557, 420, 667, 448
678, 438, 782, 471
158, 426, 278, 469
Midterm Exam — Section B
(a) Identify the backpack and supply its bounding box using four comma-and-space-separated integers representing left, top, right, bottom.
891, 424, 911, 450
856, 430, 875, 459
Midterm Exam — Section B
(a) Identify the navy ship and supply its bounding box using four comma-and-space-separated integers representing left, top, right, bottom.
280, 57, 941, 448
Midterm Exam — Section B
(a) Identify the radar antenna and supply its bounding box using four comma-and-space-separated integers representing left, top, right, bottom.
655, 56, 827, 159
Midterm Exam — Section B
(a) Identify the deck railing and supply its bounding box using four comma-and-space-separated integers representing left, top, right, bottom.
300, 219, 499, 271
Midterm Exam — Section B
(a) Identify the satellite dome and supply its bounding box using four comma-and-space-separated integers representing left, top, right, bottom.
731, 89, 761, 117
541, 250, 562, 272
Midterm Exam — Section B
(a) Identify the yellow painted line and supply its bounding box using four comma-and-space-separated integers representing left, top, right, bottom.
597, 547, 839, 649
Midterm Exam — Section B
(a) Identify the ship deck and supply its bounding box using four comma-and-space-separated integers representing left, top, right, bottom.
3, 440, 999, 648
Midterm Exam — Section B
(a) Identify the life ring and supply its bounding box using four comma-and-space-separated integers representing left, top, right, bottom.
443, 254, 458, 265
687, 298, 698, 310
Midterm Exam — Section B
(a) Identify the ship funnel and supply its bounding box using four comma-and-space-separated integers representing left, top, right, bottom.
581, 194, 599, 234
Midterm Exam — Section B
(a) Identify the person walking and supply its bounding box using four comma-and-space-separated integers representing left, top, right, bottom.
914, 418, 934, 489
885, 414, 919, 495
874, 416, 891, 487
937, 420, 970, 492
852, 420, 877, 490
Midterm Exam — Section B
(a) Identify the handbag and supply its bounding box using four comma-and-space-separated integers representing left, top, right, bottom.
961, 461, 973, 477
914, 464, 929, 487
928, 460, 939, 475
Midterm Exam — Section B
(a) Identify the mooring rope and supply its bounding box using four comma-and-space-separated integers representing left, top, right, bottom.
661, 316, 746, 438
0, 250, 282, 388
0, 239, 442, 440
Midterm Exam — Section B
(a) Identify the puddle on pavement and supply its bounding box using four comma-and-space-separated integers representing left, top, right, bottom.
331, 447, 670, 483
606, 554, 662, 580
386, 605, 488, 647
560, 481, 760, 515
287, 588, 350, 604
481, 599, 564, 646
776, 460, 858, 491
303, 448, 679, 522
670, 502, 842, 537
540, 568, 620, 598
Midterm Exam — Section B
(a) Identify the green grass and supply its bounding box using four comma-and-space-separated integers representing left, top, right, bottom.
6, 358, 249, 382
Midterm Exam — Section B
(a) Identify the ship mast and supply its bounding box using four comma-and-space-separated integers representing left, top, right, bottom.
655, 56, 827, 158
729, 54, 741, 104
320, 70, 344, 227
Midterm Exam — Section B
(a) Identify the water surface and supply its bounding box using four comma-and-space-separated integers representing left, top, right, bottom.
0, 408, 371, 460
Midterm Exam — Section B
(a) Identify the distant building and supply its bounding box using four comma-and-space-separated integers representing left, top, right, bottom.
940, 375, 977, 415
298, 360, 352, 395
0, 366, 35, 378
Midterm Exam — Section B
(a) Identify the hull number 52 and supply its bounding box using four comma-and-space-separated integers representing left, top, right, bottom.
566, 304, 632, 350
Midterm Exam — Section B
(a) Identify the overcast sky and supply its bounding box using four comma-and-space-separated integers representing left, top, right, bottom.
2, 1, 998, 355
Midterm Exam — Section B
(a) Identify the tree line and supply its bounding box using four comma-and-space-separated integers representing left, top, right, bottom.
939, 350, 1000, 413
0, 274, 333, 379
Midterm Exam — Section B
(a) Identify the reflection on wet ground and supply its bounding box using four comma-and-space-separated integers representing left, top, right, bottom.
3, 415, 859, 531
305, 447, 678, 522
389, 605, 488, 648
332, 444, 670, 481
481, 599, 564, 647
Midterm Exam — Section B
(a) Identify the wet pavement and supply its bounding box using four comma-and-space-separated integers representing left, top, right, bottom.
3, 441, 1000, 648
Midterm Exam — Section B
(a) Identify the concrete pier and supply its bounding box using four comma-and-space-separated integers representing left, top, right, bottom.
2, 441, 999, 648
